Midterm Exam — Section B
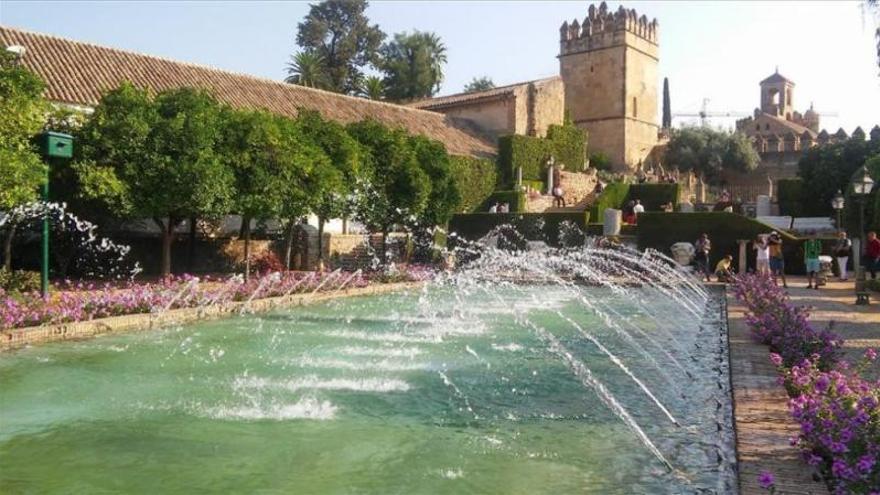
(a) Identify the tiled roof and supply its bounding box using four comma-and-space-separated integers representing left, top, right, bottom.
0, 26, 495, 159
408, 76, 561, 110
757, 113, 816, 137
760, 71, 793, 85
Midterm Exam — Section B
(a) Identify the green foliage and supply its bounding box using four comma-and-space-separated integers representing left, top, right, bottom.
463, 76, 495, 93
665, 126, 760, 181
295, 0, 385, 94
546, 122, 587, 171
589, 151, 612, 171
625, 183, 680, 211
798, 137, 880, 219
358, 75, 385, 100
497, 135, 552, 186
589, 182, 630, 224
379, 31, 446, 102
409, 135, 458, 227
0, 268, 40, 294
284, 51, 329, 89
449, 156, 497, 213
0, 50, 48, 210
776, 179, 805, 217
347, 119, 430, 233
448, 211, 590, 247
481, 190, 527, 213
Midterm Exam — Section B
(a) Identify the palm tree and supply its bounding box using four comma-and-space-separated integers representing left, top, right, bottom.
358, 76, 385, 100
379, 31, 447, 101
285, 51, 327, 88
417, 31, 447, 95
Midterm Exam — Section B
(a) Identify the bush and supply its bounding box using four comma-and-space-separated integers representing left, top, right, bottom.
450, 156, 497, 213
448, 211, 590, 246
251, 250, 284, 275
625, 183, 680, 211
0, 269, 41, 294
589, 151, 612, 171
496, 121, 588, 187
589, 182, 630, 224
777, 178, 805, 217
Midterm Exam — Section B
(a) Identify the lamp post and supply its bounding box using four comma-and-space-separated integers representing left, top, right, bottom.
36, 132, 74, 299
831, 190, 845, 232
851, 166, 874, 305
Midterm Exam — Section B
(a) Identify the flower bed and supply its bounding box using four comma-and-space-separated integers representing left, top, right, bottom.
734, 273, 879, 494
1, 266, 434, 331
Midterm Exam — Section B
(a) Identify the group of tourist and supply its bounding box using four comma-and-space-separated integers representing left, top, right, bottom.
487, 202, 510, 213
692, 229, 880, 288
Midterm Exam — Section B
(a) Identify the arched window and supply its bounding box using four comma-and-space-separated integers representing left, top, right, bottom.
632, 97, 637, 118
756, 124, 760, 131
769, 88, 780, 106
765, 123, 770, 130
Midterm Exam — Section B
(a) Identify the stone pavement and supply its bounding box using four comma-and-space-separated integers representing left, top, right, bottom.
726, 277, 879, 494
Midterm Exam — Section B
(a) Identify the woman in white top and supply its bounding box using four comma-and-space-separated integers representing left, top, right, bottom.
754, 235, 770, 276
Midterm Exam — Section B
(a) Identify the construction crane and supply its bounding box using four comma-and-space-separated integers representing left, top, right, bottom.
674, 98, 839, 128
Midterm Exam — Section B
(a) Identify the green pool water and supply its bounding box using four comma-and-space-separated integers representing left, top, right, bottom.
0, 285, 733, 494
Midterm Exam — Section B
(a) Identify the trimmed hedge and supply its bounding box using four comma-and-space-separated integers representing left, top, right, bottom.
496, 122, 588, 187
450, 156, 497, 213
449, 211, 590, 247
777, 178, 805, 217
625, 183, 680, 211
589, 182, 630, 224
479, 190, 527, 213
635, 212, 828, 274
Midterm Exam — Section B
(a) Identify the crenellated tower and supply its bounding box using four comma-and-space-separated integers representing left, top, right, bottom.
559, 1, 659, 171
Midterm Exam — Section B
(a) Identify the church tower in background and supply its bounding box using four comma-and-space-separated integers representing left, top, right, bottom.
559, 2, 660, 171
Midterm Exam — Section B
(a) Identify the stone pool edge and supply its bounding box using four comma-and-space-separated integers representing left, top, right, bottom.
0, 281, 424, 353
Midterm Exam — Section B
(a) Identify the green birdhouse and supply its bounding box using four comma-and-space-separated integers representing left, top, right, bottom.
37, 131, 74, 159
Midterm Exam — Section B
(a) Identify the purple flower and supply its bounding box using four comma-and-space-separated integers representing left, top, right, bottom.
757, 471, 775, 489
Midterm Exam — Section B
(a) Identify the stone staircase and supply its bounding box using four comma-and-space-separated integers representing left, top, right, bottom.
524, 171, 598, 214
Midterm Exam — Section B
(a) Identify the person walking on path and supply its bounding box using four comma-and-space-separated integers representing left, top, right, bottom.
768, 231, 788, 288
803, 231, 823, 289
754, 235, 771, 276
833, 231, 852, 281
632, 200, 645, 224
694, 233, 712, 282
866, 231, 880, 280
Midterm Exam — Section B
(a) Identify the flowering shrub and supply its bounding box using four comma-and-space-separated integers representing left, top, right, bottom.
733, 273, 841, 370
251, 251, 284, 275
735, 274, 879, 494
0, 265, 433, 331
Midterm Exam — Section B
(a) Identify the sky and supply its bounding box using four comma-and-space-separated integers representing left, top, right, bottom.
1, 0, 878, 132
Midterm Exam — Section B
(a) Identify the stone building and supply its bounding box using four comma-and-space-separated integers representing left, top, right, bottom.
410, 1, 661, 172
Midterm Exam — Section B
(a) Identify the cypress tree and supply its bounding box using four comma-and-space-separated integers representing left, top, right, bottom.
662, 77, 672, 129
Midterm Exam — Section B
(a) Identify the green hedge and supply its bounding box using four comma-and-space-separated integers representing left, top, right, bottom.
625, 183, 680, 211
478, 190, 527, 213
777, 178, 805, 217
496, 122, 588, 187
450, 156, 497, 213
589, 182, 630, 224
635, 212, 820, 273
547, 123, 586, 171
449, 211, 590, 247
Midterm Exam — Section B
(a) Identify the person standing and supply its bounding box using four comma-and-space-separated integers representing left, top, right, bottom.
803, 231, 822, 290
866, 231, 880, 280
768, 231, 787, 288
754, 235, 770, 276
633, 199, 645, 217
833, 231, 852, 281
694, 233, 712, 282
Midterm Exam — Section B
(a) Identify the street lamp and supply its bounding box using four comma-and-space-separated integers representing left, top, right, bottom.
831, 190, 845, 232
851, 165, 874, 305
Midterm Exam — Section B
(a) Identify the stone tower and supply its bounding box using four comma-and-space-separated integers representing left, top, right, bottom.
760, 69, 795, 120
559, 2, 659, 171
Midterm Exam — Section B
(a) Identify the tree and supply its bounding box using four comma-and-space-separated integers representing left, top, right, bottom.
798, 137, 880, 218
295, 0, 385, 94
358, 75, 385, 100
408, 135, 459, 261
0, 50, 48, 270
463, 76, 495, 94
664, 126, 759, 181
662, 77, 671, 129
221, 109, 313, 279
295, 110, 361, 267
285, 51, 329, 88
379, 31, 447, 102
347, 119, 430, 261
77, 84, 234, 276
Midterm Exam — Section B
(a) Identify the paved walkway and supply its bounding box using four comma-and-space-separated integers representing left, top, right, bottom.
727, 277, 879, 495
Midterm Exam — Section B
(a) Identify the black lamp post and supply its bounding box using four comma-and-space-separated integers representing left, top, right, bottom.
851, 166, 874, 305
831, 190, 845, 232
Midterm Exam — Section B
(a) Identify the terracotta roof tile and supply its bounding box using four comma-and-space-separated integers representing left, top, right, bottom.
409, 76, 561, 110
1, 26, 496, 159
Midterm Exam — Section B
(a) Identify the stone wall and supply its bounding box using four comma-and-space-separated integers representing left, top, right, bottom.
434, 96, 515, 139
529, 78, 566, 137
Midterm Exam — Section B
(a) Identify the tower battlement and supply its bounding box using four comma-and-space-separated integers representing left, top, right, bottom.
560, 1, 658, 56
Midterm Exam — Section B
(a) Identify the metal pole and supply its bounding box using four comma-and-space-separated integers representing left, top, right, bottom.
836, 209, 842, 233
41, 160, 50, 299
